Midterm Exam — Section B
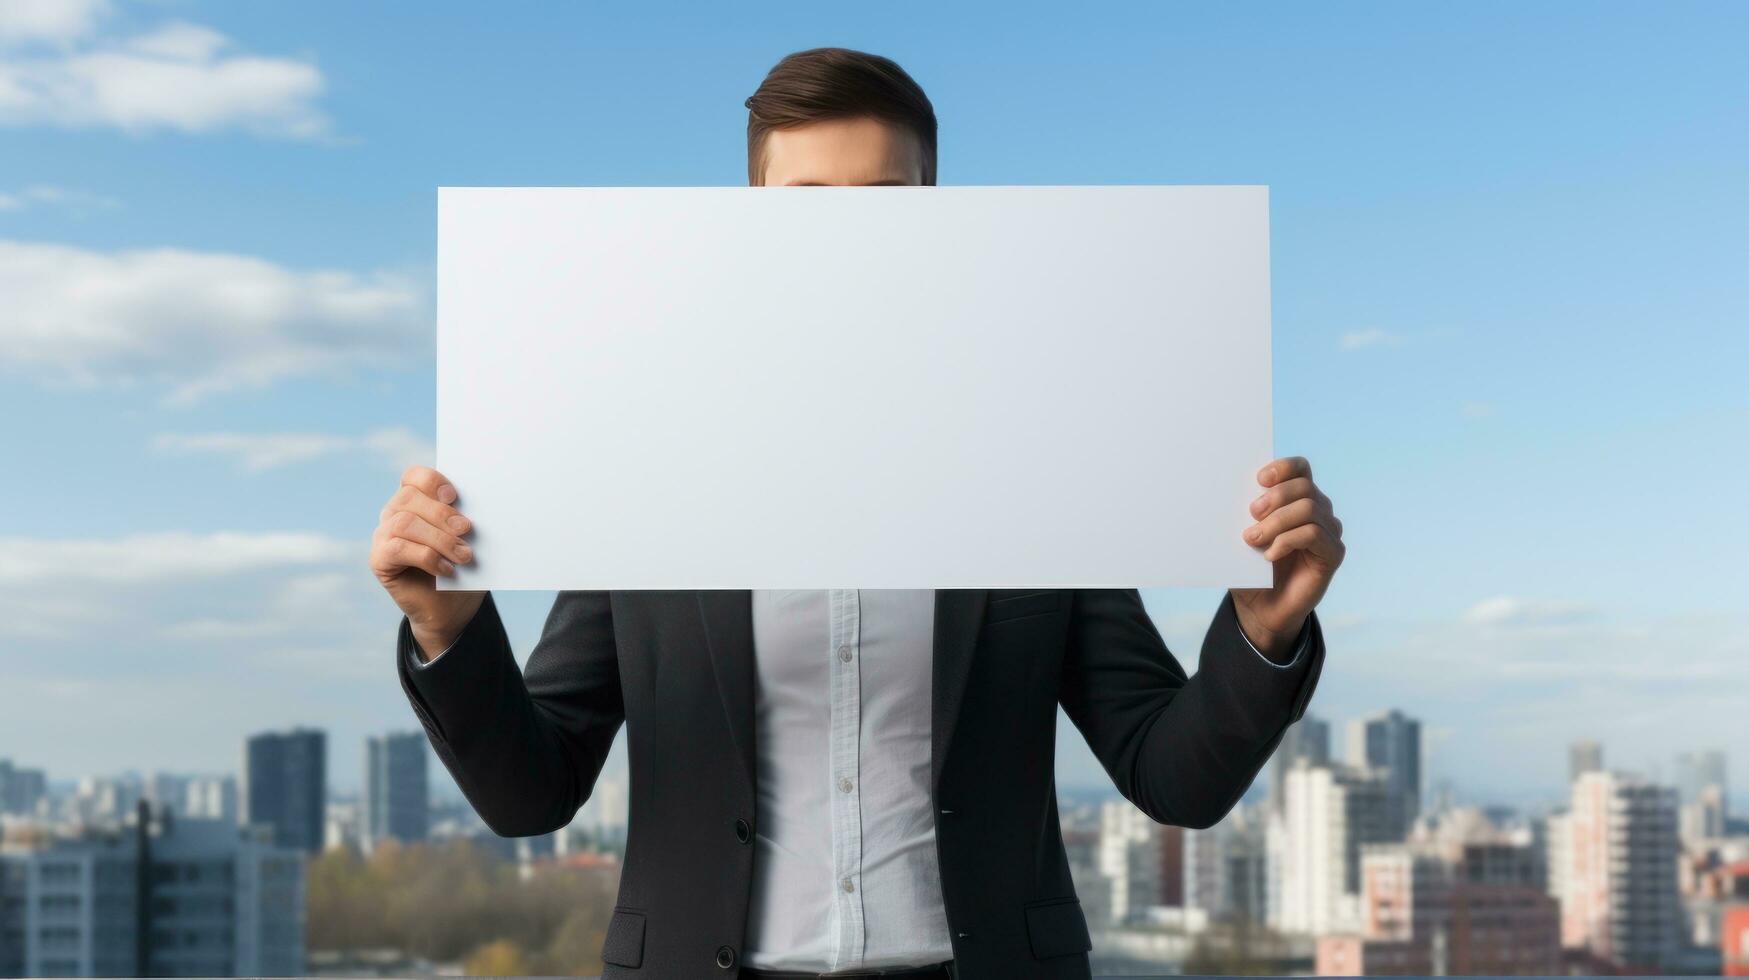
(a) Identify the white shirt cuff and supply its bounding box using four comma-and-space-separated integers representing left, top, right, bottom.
1238, 619, 1309, 670
407, 626, 458, 671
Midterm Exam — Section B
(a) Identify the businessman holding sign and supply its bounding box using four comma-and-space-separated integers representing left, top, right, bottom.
372, 48, 1343, 980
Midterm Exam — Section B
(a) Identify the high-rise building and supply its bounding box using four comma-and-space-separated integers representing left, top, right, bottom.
0, 761, 46, 817
1459, 839, 1543, 889
1183, 803, 1268, 924
1551, 770, 1681, 971
364, 732, 429, 851
181, 775, 237, 824
1683, 785, 1729, 844
1271, 714, 1331, 816
1544, 807, 1572, 923
244, 729, 326, 853
73, 775, 143, 826
1098, 800, 1166, 924
1677, 750, 1730, 843
594, 776, 628, 840
148, 773, 189, 814
325, 799, 362, 852
1570, 739, 1604, 784
1317, 840, 1559, 976
1346, 710, 1422, 839
1677, 749, 1729, 803
0, 805, 304, 977
1271, 761, 1394, 936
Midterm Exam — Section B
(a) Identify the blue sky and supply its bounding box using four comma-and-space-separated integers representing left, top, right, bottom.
1, 1, 1744, 809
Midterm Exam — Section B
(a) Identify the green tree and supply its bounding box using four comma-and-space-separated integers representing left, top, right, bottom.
306, 839, 617, 976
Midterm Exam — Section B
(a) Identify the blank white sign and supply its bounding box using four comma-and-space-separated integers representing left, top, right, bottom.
437, 186, 1272, 590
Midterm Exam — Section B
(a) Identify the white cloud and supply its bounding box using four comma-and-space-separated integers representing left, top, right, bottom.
163, 570, 363, 642
0, 183, 118, 214
0, 239, 426, 401
0, 10, 328, 138
0, 0, 108, 45
1462, 595, 1597, 628
0, 591, 114, 639
153, 427, 433, 473
0, 531, 353, 586
0, 532, 382, 655
1338, 328, 1404, 351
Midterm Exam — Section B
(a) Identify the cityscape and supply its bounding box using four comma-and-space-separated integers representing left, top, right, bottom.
2, 710, 1744, 977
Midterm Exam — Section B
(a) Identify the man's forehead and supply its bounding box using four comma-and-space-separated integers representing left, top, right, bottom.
761, 117, 923, 186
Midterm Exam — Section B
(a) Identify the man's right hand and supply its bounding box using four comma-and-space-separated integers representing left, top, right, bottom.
370, 465, 484, 661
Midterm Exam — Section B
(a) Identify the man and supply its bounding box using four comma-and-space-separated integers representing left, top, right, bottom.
372, 48, 1343, 980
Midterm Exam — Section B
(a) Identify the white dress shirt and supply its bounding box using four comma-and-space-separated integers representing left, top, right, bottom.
744, 589, 952, 973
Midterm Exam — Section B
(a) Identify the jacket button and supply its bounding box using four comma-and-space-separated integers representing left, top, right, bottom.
734, 818, 751, 844
715, 945, 736, 969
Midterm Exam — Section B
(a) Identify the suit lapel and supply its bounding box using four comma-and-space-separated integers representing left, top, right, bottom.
696, 590, 757, 790
931, 589, 988, 792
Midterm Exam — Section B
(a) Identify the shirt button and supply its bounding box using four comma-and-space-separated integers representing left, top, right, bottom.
841, 877, 855, 894
838, 776, 854, 794
837, 645, 852, 662
715, 945, 736, 969
734, 818, 751, 844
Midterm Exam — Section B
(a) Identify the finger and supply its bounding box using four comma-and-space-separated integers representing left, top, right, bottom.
1263, 523, 1345, 565
368, 536, 421, 578
1258, 456, 1311, 488
371, 530, 450, 577
1249, 476, 1327, 520
382, 484, 471, 536
400, 465, 458, 505
381, 511, 473, 566
1244, 497, 1335, 548
379, 535, 455, 578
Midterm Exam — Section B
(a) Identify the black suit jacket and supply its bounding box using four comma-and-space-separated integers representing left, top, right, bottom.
397, 589, 1323, 979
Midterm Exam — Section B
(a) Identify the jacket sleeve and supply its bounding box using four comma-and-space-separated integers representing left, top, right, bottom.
397, 591, 624, 837
1059, 589, 1324, 829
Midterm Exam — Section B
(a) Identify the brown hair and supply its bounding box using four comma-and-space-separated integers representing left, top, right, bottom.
744, 48, 938, 186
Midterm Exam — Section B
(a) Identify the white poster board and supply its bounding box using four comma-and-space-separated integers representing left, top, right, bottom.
437, 186, 1272, 590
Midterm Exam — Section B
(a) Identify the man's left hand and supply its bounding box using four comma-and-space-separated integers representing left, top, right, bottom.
1231, 455, 1345, 658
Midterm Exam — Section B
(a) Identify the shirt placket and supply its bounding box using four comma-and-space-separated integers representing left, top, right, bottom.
827, 588, 865, 969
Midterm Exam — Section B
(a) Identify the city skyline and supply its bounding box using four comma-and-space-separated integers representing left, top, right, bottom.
5, 710, 1739, 976
2, 2, 1745, 815
3, 710, 1737, 829
3, 703, 1744, 818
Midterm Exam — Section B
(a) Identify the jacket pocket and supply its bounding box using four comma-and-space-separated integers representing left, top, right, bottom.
602, 907, 646, 968
1024, 897, 1092, 959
